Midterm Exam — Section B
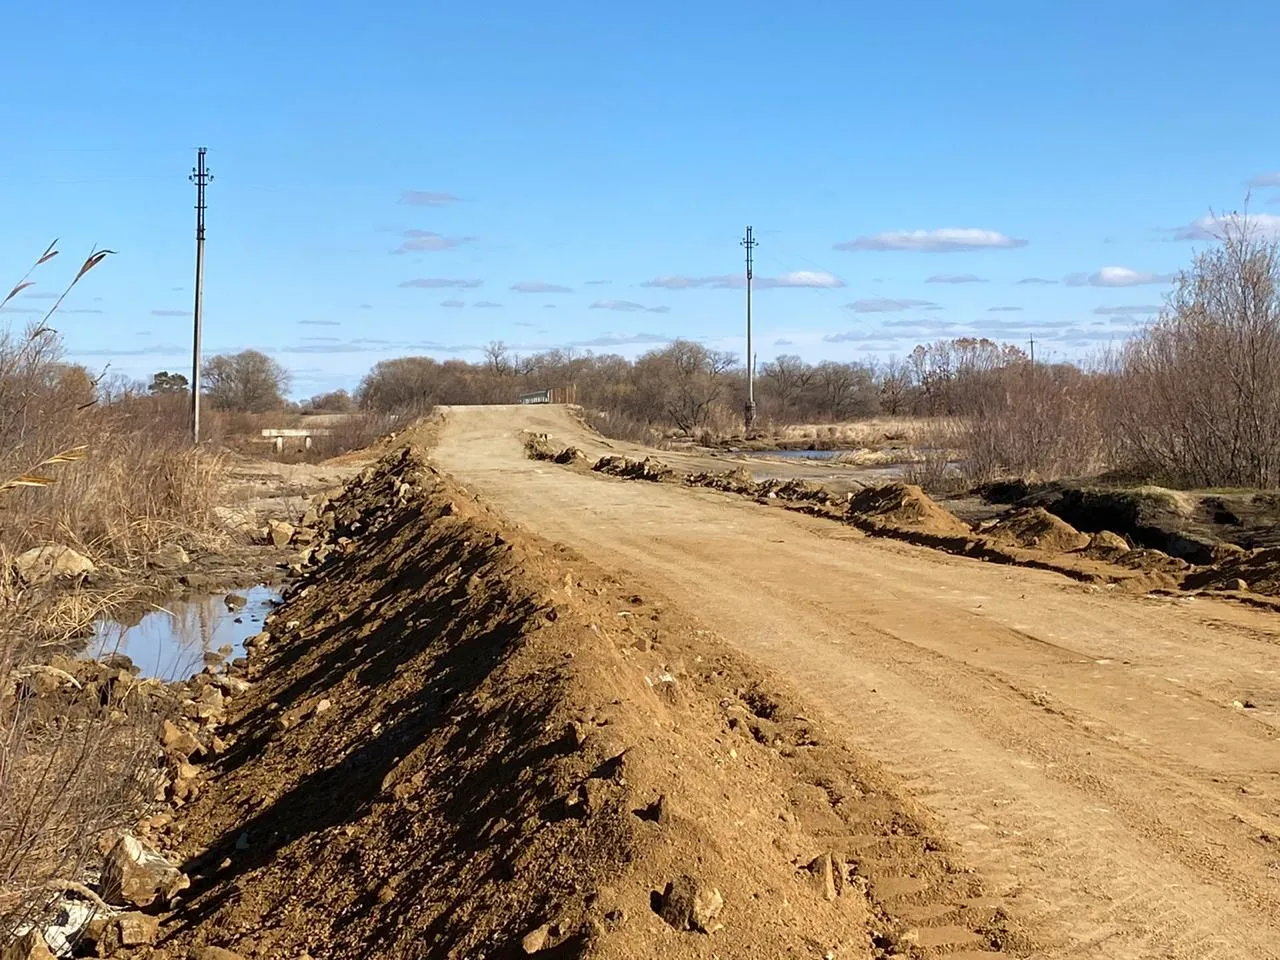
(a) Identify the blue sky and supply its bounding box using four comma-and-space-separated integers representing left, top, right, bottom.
2, 0, 1278, 397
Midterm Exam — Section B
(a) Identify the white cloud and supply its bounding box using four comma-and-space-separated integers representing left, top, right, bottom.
1246, 172, 1280, 188
589, 299, 670, 313
473, 300, 502, 308
151, 309, 188, 317
926, 274, 987, 284
393, 230, 475, 253
585, 279, 612, 285
1017, 277, 1058, 285
1093, 304, 1162, 315
1065, 267, 1174, 288
987, 306, 1023, 312
570, 333, 669, 347
441, 299, 465, 308
511, 280, 573, 293
399, 190, 459, 206
834, 228, 1027, 252
643, 271, 841, 290
399, 278, 483, 289
1171, 212, 1280, 242
845, 298, 937, 313
755, 271, 845, 289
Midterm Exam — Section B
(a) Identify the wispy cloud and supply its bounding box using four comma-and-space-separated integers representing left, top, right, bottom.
473, 300, 502, 308
1065, 267, 1175, 287
22, 291, 58, 300
399, 278, 483, 289
299, 319, 341, 326
393, 229, 476, 253
359, 303, 373, 310
589, 299, 670, 313
1093, 304, 1162, 315
1169, 212, 1280, 242
926, 274, 987, 284
774, 338, 794, 346
835, 228, 1027, 253
1017, 277, 1058, 285
441, 299, 465, 308
151, 309, 188, 317
0, 306, 42, 314
511, 280, 573, 294
642, 270, 842, 290
1246, 172, 1280, 188
585, 279, 612, 285
845, 298, 937, 313
543, 304, 557, 309
756, 271, 844, 289
399, 190, 460, 206
569, 332, 669, 347
987, 306, 1024, 312
62, 308, 104, 315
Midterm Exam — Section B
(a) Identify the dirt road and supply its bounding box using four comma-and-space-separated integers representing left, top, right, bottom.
432, 405, 1280, 959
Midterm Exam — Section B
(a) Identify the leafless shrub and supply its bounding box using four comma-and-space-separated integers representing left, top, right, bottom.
1111, 215, 1280, 488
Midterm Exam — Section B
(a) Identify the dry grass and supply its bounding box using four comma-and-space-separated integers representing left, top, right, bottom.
775, 416, 951, 446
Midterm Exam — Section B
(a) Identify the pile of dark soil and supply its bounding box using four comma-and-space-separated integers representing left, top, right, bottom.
592, 455, 674, 483
523, 432, 587, 465
133, 447, 1027, 959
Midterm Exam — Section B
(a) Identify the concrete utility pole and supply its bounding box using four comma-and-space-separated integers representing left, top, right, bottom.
1028, 335, 1036, 366
741, 225, 758, 432
190, 147, 212, 444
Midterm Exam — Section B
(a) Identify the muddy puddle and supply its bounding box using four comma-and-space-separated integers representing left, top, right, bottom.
87, 584, 280, 680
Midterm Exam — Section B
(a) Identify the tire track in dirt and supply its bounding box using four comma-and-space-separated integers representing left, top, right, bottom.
431, 404, 1280, 960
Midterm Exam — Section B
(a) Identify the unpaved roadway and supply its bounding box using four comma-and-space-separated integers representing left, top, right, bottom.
433, 405, 1280, 959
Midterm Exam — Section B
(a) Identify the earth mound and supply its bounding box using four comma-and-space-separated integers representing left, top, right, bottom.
592, 455, 674, 482
144, 447, 1017, 958
985, 507, 1091, 554
846, 483, 972, 537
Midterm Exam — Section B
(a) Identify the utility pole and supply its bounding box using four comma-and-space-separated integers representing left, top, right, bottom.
741, 225, 757, 432
190, 147, 212, 444
1028, 335, 1036, 366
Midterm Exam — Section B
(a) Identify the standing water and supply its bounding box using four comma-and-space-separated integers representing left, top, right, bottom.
87, 584, 280, 681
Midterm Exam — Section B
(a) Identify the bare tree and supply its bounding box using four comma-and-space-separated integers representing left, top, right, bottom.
202, 349, 291, 412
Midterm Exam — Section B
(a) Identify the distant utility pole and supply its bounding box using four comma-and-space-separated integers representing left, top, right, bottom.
190, 147, 212, 444
1028, 335, 1036, 366
741, 225, 758, 432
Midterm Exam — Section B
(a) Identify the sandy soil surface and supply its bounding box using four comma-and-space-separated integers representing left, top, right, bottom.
433, 404, 1280, 960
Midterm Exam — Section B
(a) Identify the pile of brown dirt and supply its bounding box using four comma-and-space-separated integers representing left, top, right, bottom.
847, 483, 972, 538
142, 447, 1025, 960
592, 454, 674, 482
683, 467, 755, 494
983, 507, 1091, 554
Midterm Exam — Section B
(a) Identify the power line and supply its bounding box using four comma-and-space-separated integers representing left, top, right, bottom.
741, 226, 758, 432
190, 147, 212, 444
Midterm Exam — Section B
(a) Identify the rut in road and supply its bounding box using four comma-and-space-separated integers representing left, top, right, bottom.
432, 404, 1280, 960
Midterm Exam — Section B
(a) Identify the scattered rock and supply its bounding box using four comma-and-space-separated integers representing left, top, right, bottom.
13, 545, 95, 584
0, 930, 54, 960
100, 834, 190, 907
151, 542, 190, 569
116, 911, 160, 946
161, 719, 204, 759
190, 948, 246, 960
520, 923, 551, 953
807, 853, 837, 901
1225, 578, 1249, 592
223, 593, 247, 611
1086, 530, 1130, 553
267, 519, 296, 548
314, 698, 333, 716
658, 875, 723, 933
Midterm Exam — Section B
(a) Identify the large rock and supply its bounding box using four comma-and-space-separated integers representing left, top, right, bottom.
13, 545, 95, 584
116, 912, 160, 946
161, 719, 204, 759
100, 834, 190, 907
0, 931, 54, 960
658, 875, 723, 933
266, 519, 296, 548
151, 542, 190, 569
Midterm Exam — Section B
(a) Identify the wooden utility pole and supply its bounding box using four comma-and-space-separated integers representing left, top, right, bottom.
741, 225, 757, 432
190, 147, 212, 444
